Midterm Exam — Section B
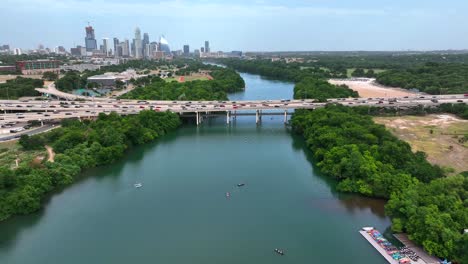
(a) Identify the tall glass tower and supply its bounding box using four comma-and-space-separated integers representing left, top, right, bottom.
134, 27, 142, 59
159, 35, 171, 54
85, 25, 97, 51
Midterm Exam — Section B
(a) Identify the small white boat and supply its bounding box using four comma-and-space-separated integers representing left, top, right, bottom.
362, 227, 374, 231
226, 192, 231, 198
134, 183, 142, 188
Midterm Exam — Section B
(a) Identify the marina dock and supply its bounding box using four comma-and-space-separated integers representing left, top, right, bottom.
359, 230, 399, 264
393, 234, 440, 264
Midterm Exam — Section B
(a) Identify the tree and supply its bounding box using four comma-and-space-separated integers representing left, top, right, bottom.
42, 71, 58, 81
351, 68, 366, 77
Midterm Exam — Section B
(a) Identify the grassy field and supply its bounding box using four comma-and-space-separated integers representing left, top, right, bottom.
164, 77, 177, 82
164, 75, 210, 83
374, 115, 468, 174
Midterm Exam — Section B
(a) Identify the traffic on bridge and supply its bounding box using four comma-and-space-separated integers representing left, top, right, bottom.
1, 94, 467, 135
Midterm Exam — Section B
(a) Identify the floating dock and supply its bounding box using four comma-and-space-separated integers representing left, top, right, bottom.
393, 234, 440, 264
359, 230, 399, 264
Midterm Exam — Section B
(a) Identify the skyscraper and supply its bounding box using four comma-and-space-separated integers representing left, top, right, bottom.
134, 27, 142, 59
123, 39, 130, 57
142, 33, 149, 58
85, 25, 97, 51
183, 45, 190, 55
149, 42, 158, 58
201, 47, 205, 53
113, 38, 119, 57
159, 35, 171, 54
204, 41, 210, 53
102, 38, 109, 56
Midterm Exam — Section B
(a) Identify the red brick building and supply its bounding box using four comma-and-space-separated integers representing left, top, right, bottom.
16, 60, 60, 75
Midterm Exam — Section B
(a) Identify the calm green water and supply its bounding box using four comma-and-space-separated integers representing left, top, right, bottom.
0, 73, 389, 264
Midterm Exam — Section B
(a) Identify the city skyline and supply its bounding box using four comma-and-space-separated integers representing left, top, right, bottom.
1, 0, 468, 51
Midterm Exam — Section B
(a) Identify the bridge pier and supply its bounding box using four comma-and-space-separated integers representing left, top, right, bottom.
196, 111, 199, 126
226, 111, 230, 124
284, 110, 288, 124
255, 109, 260, 124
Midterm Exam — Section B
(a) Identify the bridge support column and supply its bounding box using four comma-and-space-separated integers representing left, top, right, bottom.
40, 121, 44, 127
255, 109, 260, 124
196, 111, 199, 126
226, 111, 230, 124
284, 110, 288, 124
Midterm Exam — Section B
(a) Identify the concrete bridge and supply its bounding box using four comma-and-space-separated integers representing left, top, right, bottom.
1, 93, 466, 127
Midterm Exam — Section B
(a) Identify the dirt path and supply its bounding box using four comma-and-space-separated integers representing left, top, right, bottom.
45, 145, 55, 162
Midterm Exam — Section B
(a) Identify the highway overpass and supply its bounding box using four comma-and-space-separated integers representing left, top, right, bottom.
1, 94, 466, 126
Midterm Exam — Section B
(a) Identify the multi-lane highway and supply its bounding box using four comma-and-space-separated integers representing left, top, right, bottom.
0, 94, 466, 125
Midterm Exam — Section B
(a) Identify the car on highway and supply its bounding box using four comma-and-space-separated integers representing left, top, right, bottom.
457, 100, 463, 103
10, 127, 25, 133
65, 113, 72, 116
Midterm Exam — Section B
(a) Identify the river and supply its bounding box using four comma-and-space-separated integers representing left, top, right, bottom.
0, 72, 390, 264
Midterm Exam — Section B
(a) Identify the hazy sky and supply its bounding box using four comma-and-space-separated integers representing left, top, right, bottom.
1, 0, 467, 51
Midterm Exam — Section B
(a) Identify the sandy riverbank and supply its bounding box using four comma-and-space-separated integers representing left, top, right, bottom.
329, 78, 418, 98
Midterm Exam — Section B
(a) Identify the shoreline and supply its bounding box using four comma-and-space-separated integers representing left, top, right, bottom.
329, 78, 420, 98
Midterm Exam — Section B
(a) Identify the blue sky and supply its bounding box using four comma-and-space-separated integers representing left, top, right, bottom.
1, 0, 467, 51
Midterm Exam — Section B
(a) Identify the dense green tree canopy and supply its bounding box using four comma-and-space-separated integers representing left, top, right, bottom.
376, 63, 468, 94
386, 175, 468, 262
120, 67, 244, 101
294, 77, 358, 101
291, 105, 444, 199
0, 77, 43, 99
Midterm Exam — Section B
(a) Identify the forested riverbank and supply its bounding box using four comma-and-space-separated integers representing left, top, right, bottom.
216, 58, 467, 262
376, 63, 468, 95
0, 111, 180, 222
291, 106, 467, 262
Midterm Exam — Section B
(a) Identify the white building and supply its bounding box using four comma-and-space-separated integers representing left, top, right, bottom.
13, 48, 22, 55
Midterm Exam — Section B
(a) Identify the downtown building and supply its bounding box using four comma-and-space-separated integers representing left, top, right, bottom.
16, 60, 60, 75
85, 25, 98, 52
134, 27, 142, 59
